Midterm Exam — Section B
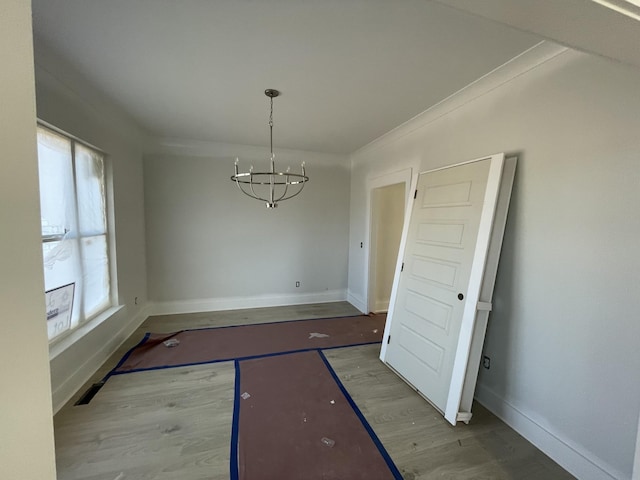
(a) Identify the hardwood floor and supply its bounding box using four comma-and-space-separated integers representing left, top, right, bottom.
325, 345, 573, 480
54, 302, 574, 479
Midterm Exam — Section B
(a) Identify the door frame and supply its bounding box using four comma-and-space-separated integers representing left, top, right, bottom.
364, 168, 413, 314
381, 153, 506, 425
633, 412, 640, 480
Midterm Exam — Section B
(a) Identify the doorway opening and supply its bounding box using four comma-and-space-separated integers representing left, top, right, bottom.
368, 182, 405, 313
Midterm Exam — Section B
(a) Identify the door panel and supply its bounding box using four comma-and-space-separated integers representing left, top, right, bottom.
385, 159, 491, 412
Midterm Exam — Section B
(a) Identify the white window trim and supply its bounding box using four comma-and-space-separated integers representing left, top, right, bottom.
48, 305, 124, 360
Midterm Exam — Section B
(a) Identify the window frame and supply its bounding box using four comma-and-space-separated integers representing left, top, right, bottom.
37, 121, 117, 345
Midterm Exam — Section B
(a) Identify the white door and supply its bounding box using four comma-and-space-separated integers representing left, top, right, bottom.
384, 156, 499, 415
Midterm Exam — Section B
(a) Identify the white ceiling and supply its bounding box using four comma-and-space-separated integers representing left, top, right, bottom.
30, 1, 640, 155
31, 0, 546, 154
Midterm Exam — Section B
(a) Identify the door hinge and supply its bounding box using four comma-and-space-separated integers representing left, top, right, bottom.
387, 336, 391, 344
477, 301, 493, 312
414, 189, 417, 199
401, 262, 404, 272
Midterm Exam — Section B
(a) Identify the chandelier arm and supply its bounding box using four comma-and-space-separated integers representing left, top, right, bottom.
248, 172, 267, 202
277, 182, 307, 202
233, 161, 268, 201
269, 170, 275, 206
232, 175, 246, 194
234, 177, 270, 202
273, 173, 308, 202
274, 175, 290, 202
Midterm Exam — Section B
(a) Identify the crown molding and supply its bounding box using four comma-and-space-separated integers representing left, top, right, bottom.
352, 41, 568, 160
146, 136, 350, 166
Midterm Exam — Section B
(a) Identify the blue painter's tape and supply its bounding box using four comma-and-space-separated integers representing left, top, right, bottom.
102, 332, 151, 382
107, 341, 382, 376
230, 359, 241, 480
105, 314, 373, 379
317, 350, 404, 480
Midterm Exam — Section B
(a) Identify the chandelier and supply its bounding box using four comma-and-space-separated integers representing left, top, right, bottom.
231, 89, 309, 208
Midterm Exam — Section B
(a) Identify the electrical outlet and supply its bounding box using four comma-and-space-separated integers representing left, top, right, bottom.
295, 281, 300, 288
482, 356, 491, 370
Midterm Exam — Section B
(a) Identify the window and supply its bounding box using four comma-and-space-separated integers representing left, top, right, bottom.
37, 125, 112, 341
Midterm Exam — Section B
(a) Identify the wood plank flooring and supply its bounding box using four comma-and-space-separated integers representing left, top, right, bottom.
54, 302, 574, 479
56, 364, 234, 480
325, 345, 573, 480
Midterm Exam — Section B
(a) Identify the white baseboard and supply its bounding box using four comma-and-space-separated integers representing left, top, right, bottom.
374, 299, 389, 313
150, 289, 347, 316
347, 290, 366, 313
475, 383, 625, 480
51, 303, 151, 413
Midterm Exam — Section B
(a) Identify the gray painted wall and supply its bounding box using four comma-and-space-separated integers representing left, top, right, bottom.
348, 48, 640, 479
144, 148, 350, 310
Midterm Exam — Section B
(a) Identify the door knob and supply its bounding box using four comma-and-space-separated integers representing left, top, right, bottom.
458, 293, 464, 301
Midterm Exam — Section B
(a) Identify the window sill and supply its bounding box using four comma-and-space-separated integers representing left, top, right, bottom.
49, 305, 124, 361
